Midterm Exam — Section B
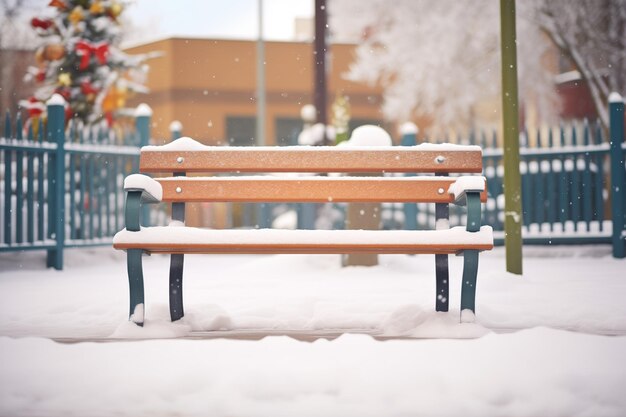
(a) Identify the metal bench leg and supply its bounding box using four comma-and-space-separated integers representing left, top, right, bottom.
169, 254, 185, 321
435, 254, 449, 311
127, 249, 145, 326
435, 200, 449, 311
460, 249, 479, 315
169, 198, 185, 322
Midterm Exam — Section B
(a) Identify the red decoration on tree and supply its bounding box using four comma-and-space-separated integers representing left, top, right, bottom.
21, 97, 46, 117
54, 87, 71, 102
31, 18, 54, 30
80, 81, 98, 95
48, 0, 67, 10
65, 105, 74, 121
35, 70, 46, 83
75, 41, 109, 70
105, 111, 114, 127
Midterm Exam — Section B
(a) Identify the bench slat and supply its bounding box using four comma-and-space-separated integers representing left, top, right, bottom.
156, 177, 487, 203
113, 226, 494, 255
140, 147, 483, 174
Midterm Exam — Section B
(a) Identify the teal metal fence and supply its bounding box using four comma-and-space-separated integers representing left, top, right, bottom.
0, 96, 153, 269
389, 96, 625, 258
482, 120, 615, 246
293, 97, 625, 258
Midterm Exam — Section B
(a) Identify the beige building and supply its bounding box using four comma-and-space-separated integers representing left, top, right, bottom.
125, 37, 389, 146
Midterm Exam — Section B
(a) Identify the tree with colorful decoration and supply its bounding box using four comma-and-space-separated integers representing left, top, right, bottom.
22, 0, 152, 126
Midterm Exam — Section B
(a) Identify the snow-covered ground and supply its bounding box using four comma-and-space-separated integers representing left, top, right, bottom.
1, 245, 625, 416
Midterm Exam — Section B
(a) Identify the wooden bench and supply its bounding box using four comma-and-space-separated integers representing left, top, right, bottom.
113, 137, 493, 326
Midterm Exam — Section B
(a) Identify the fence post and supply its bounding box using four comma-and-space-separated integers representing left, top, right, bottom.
46, 94, 66, 270
4, 112, 12, 246
609, 92, 625, 258
399, 122, 418, 231
135, 103, 152, 227
169, 120, 182, 141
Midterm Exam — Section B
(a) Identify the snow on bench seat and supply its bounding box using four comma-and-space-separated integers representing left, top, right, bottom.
139, 137, 484, 174
124, 174, 163, 202
113, 226, 494, 255
142, 137, 482, 152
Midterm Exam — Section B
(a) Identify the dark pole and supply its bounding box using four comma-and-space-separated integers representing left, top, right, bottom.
314, 0, 328, 145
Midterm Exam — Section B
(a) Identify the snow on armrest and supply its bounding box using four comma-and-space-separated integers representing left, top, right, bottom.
124, 174, 162, 203
448, 176, 485, 203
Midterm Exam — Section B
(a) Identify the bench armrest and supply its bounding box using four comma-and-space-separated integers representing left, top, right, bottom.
448, 176, 485, 206
124, 174, 162, 203
124, 175, 162, 232
447, 176, 485, 233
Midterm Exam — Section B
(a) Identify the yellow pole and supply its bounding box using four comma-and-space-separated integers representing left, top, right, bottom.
500, 0, 523, 274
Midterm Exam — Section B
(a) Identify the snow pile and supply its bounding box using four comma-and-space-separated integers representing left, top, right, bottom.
123, 174, 163, 201
128, 303, 144, 324
609, 92, 623, 103
298, 123, 336, 145
300, 104, 317, 122
448, 176, 486, 200
343, 125, 392, 147
46, 93, 66, 107
272, 210, 298, 229
399, 122, 419, 135
381, 304, 488, 338
134, 103, 153, 117
1, 329, 625, 416
169, 120, 183, 132
143, 136, 207, 151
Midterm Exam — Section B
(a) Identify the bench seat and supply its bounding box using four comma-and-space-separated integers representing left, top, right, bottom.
113, 226, 494, 255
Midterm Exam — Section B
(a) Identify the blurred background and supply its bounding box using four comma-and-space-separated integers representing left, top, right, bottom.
2, 0, 617, 142
1, 0, 625, 266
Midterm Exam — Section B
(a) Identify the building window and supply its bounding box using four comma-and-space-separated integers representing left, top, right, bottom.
226, 116, 256, 146
275, 117, 303, 146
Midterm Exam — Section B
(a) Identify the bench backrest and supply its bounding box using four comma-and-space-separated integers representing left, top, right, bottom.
139, 137, 486, 204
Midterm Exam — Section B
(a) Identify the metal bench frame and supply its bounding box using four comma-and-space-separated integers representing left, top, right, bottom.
113, 137, 493, 326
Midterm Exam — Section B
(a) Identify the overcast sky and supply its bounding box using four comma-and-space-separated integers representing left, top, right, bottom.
124, 0, 314, 44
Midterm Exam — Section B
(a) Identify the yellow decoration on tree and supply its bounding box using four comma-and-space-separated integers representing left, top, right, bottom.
68, 6, 84, 26
89, 1, 105, 15
42, 43, 66, 61
31, 116, 42, 139
35, 47, 45, 65
332, 95, 351, 144
101, 91, 116, 113
58, 72, 71, 86
102, 84, 129, 113
108, 2, 123, 18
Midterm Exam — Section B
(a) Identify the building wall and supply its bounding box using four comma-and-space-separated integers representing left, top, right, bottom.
0, 49, 35, 115
125, 37, 385, 145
